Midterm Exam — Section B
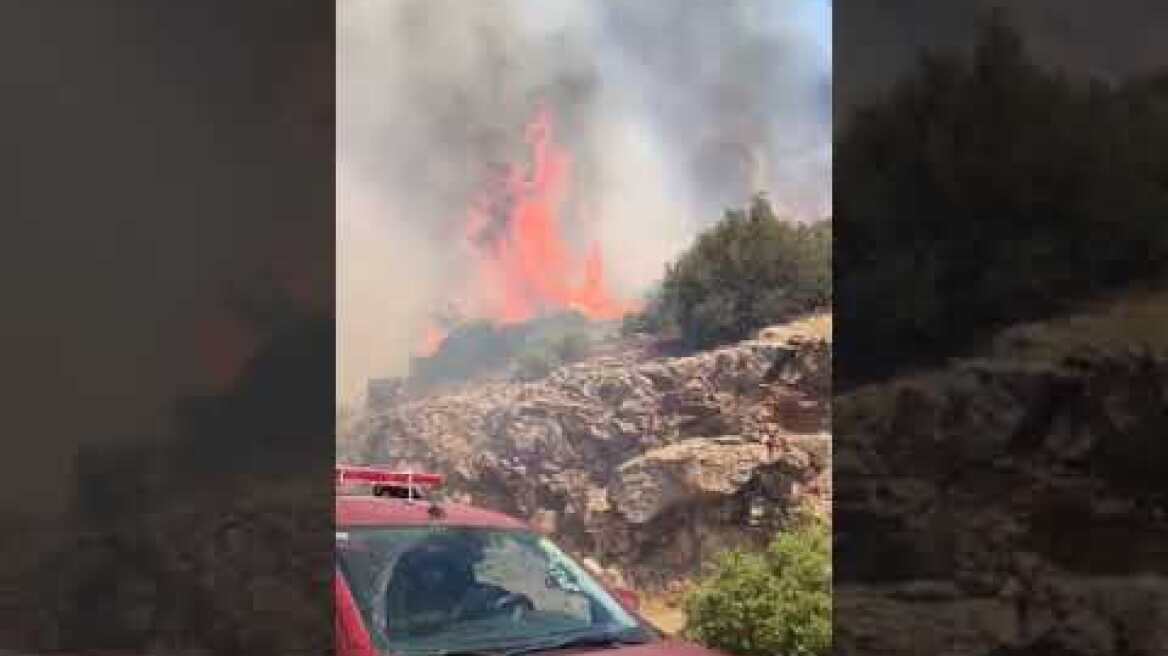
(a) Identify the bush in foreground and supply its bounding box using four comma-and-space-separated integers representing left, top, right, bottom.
683, 510, 831, 656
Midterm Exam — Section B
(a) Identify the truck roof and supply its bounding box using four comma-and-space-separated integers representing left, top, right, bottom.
336, 494, 530, 531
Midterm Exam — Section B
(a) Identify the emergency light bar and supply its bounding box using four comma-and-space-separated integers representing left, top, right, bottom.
335, 465, 443, 493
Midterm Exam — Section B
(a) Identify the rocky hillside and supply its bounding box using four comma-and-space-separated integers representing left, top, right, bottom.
834, 299, 1168, 655
340, 316, 832, 590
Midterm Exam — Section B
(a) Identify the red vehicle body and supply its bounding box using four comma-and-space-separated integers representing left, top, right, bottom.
335, 466, 725, 656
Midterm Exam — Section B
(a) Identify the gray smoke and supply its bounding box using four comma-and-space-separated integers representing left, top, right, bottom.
338, 0, 830, 401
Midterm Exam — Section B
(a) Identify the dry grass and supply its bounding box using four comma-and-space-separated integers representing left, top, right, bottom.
756, 311, 833, 344
840, 285, 1168, 433
990, 286, 1168, 363
636, 586, 692, 637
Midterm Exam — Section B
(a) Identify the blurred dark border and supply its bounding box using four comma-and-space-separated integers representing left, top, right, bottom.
1, 2, 334, 653
835, 1, 1168, 654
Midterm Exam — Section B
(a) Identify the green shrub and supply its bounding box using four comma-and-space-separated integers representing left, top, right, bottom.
514, 348, 556, 381
550, 330, 591, 363
512, 330, 592, 381
684, 510, 831, 656
620, 288, 675, 337
411, 312, 594, 387
410, 320, 518, 387
630, 194, 831, 349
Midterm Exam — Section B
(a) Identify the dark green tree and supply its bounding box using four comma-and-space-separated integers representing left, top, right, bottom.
835, 9, 1168, 384
629, 194, 831, 349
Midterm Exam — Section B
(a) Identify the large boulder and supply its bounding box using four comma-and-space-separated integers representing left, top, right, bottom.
609, 437, 770, 524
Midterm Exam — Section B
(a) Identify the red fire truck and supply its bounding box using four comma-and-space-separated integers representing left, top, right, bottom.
335, 465, 725, 655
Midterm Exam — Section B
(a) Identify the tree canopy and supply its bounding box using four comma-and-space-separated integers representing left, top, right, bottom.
835, 11, 1168, 384
626, 194, 831, 349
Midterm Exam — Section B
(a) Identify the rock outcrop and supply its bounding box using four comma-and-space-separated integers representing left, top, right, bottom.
835, 349, 1168, 655
610, 436, 774, 524
342, 326, 832, 589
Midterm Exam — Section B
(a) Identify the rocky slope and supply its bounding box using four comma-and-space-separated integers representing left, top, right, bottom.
835, 331, 1168, 654
340, 319, 832, 590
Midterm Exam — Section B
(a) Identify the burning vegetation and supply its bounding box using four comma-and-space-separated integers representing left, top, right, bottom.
418, 108, 636, 359
407, 185, 831, 393
408, 311, 614, 390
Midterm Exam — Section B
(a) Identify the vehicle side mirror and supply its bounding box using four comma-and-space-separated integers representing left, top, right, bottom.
613, 587, 640, 612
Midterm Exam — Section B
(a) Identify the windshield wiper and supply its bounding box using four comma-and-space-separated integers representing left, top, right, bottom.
501, 628, 651, 655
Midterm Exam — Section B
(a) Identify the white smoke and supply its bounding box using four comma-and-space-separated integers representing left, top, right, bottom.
338, 0, 831, 402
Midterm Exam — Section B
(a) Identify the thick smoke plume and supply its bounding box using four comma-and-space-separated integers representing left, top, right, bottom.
338, 0, 830, 401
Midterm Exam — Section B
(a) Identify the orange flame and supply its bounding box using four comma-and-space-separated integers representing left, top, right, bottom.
472, 108, 632, 322
416, 324, 447, 358
415, 107, 633, 357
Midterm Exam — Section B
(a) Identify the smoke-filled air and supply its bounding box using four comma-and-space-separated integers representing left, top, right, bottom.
338, 0, 831, 402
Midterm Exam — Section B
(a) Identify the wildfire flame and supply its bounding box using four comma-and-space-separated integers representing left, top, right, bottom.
416, 324, 447, 358
415, 107, 633, 356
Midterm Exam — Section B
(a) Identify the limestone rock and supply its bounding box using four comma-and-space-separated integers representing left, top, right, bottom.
609, 438, 769, 524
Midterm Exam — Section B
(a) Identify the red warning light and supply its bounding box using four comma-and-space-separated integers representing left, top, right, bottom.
335, 465, 443, 488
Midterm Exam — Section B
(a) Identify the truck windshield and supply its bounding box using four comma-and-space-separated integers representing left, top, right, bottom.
336, 526, 651, 655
